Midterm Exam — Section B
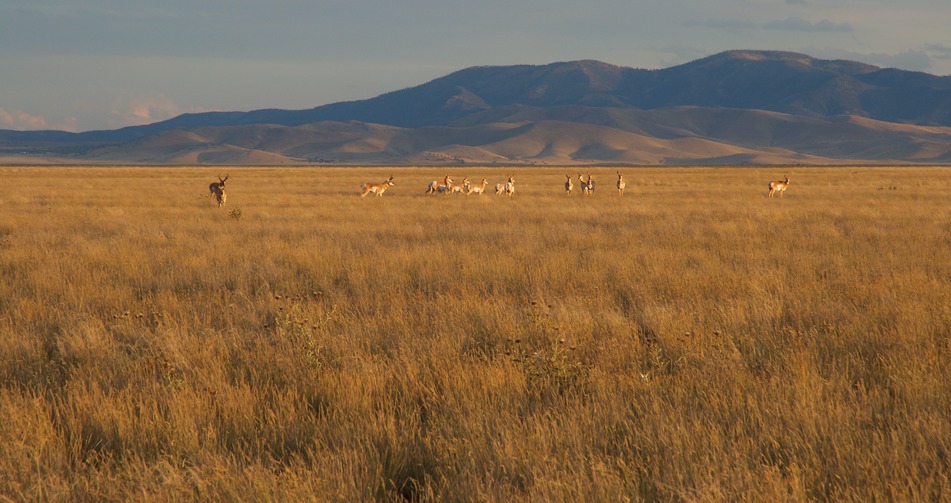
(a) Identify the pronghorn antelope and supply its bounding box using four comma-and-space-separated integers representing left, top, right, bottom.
466, 178, 489, 195
208, 174, 228, 206
768, 175, 790, 198
451, 177, 469, 194
565, 174, 574, 196
495, 176, 515, 197
360, 175, 395, 197
215, 188, 227, 207
616, 172, 626, 195
578, 173, 594, 195
427, 175, 453, 194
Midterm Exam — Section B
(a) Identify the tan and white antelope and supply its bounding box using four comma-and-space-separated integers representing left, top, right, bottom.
579, 173, 595, 195
215, 188, 227, 207
565, 174, 574, 195
768, 175, 790, 198
495, 176, 515, 197
208, 174, 228, 206
450, 177, 469, 195
466, 178, 489, 195
616, 172, 626, 196
427, 175, 453, 194
360, 175, 395, 197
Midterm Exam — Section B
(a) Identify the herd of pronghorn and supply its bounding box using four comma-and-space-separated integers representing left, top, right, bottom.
207, 172, 791, 206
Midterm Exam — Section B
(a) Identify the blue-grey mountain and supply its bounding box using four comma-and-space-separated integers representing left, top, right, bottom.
3, 50, 951, 164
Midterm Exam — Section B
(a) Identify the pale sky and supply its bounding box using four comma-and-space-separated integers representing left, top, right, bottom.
2, 0, 950, 132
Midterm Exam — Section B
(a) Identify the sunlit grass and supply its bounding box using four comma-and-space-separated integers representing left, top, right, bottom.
0, 165, 948, 501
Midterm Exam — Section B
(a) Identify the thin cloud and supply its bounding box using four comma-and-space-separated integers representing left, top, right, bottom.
107, 93, 183, 128
925, 44, 951, 60
699, 17, 851, 34
697, 19, 758, 31
0, 109, 48, 130
762, 17, 852, 33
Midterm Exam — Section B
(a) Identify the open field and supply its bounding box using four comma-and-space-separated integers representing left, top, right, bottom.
0, 166, 949, 501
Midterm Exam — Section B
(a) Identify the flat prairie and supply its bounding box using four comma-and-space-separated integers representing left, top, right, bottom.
0, 166, 948, 501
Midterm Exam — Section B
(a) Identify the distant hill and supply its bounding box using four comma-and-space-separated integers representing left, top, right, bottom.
3, 50, 951, 165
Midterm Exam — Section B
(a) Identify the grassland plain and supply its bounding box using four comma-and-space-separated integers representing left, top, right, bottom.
0, 166, 948, 501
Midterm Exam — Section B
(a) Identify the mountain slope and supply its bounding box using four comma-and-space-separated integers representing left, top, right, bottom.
2, 50, 951, 165
58, 107, 950, 166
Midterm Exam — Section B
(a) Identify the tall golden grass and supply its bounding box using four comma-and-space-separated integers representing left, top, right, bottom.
0, 166, 948, 501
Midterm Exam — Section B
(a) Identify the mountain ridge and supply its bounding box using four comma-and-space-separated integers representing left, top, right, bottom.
3, 50, 951, 165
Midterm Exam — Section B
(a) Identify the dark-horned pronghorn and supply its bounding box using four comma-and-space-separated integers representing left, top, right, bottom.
361, 175, 395, 197
616, 172, 626, 195
208, 174, 228, 207
768, 175, 790, 198
565, 174, 574, 196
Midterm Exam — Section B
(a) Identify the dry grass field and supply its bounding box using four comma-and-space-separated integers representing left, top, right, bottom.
0, 165, 948, 501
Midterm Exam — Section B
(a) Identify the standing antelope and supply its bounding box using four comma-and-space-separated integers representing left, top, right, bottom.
768, 175, 790, 198
498, 176, 515, 197
616, 172, 626, 196
579, 173, 593, 195
451, 177, 469, 194
466, 178, 489, 195
565, 174, 574, 196
360, 175, 395, 197
208, 174, 228, 206
427, 175, 453, 194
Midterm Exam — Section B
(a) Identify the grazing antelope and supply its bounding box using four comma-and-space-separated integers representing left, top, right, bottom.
208, 174, 228, 205
466, 178, 489, 195
565, 174, 574, 196
427, 175, 453, 194
451, 177, 469, 195
360, 175, 395, 197
616, 172, 626, 196
768, 175, 790, 198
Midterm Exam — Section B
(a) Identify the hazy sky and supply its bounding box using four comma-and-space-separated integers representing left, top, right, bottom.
3, 0, 950, 132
